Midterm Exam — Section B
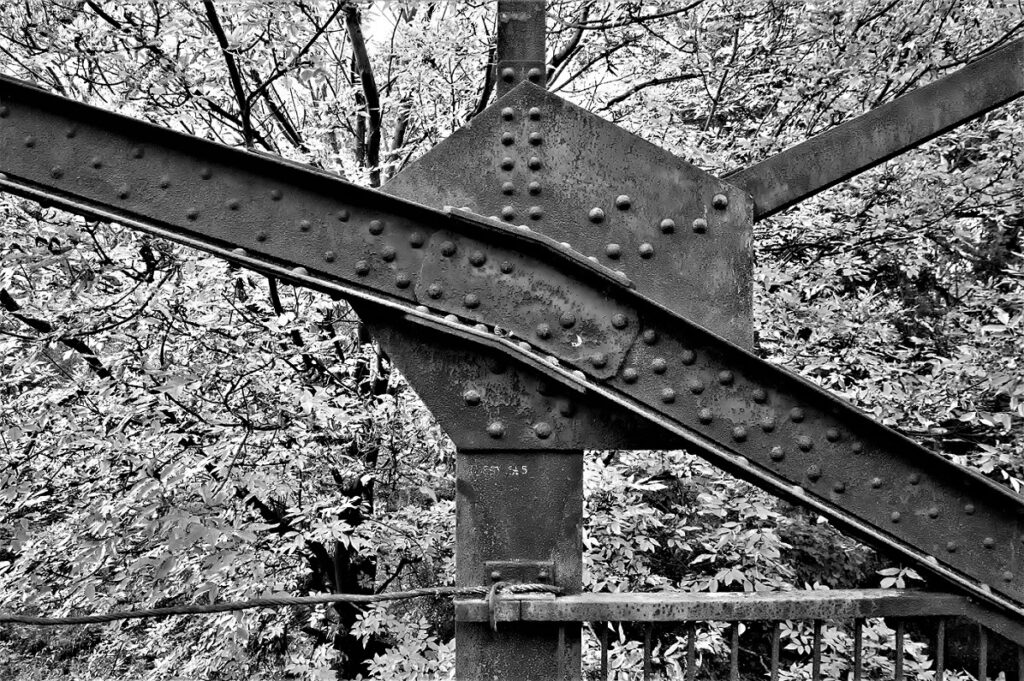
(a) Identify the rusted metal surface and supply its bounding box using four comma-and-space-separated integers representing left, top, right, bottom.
386, 83, 753, 348
495, 0, 546, 96
729, 37, 1024, 221
4, 53, 1024, 619
456, 451, 582, 680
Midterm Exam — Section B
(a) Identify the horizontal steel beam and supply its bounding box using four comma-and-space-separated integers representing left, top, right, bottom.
456, 589, 1024, 645
4, 75, 1024, 624
729, 38, 1024, 220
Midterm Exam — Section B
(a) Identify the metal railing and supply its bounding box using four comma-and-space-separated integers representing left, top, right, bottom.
456, 589, 1024, 680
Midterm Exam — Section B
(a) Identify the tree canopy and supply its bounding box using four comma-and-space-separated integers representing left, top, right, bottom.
0, 1, 1021, 679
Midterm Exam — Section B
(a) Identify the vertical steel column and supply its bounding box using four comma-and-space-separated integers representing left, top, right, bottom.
457, 3, 582, 679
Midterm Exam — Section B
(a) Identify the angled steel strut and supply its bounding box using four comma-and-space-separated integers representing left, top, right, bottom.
1, 39, 1023, 626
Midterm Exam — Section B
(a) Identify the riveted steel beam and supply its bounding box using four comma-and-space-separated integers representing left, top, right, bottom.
729, 38, 1024, 221
4, 75, 1024, 622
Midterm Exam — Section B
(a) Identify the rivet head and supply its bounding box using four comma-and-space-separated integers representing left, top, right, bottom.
501, 206, 516, 221
441, 240, 457, 256
615, 195, 631, 210
50, 167, 63, 179
760, 417, 776, 432
66, 127, 77, 138
256, 231, 268, 242
501, 131, 515, 146
732, 426, 747, 442
806, 465, 821, 482
661, 388, 676, 403
591, 353, 608, 368
527, 67, 542, 83
132, 146, 145, 159
790, 408, 805, 423
464, 389, 481, 406
752, 388, 767, 403
680, 349, 696, 365
718, 370, 734, 385
499, 260, 514, 273
464, 293, 481, 309
825, 428, 840, 442
528, 107, 541, 121
117, 186, 130, 199
369, 219, 384, 235
909, 473, 921, 485
535, 323, 551, 339
833, 482, 846, 493
770, 446, 785, 461
688, 379, 704, 394
558, 400, 575, 417
659, 218, 676, 234
355, 260, 370, 276
159, 177, 171, 189
299, 219, 312, 232
984, 537, 995, 549
337, 209, 350, 222
559, 313, 576, 329
270, 189, 282, 201
529, 132, 542, 146
651, 358, 667, 374
638, 243, 654, 258
1004, 571, 1014, 582
698, 408, 713, 424
324, 251, 336, 263
463, 250, 485, 267
409, 231, 425, 247
395, 272, 411, 289
292, 267, 308, 277
528, 181, 541, 195
712, 193, 729, 209
501, 107, 514, 121
871, 477, 883, 488
946, 541, 957, 553
534, 421, 552, 439
501, 67, 515, 82
890, 511, 901, 523
589, 208, 605, 223
965, 503, 976, 515
605, 243, 621, 259
692, 218, 708, 234
501, 157, 515, 170
622, 367, 638, 383
90, 156, 103, 169
0, 106, 8, 117
528, 156, 542, 170
23, 136, 35, 147
501, 182, 515, 195
381, 246, 397, 262
851, 442, 864, 454
611, 313, 628, 329
529, 206, 543, 220
200, 166, 211, 179
227, 199, 240, 210
928, 506, 939, 518
487, 421, 505, 438
797, 436, 813, 451
186, 209, 199, 221
427, 283, 443, 299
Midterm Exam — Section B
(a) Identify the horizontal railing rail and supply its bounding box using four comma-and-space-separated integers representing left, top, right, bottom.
456, 589, 1024, 680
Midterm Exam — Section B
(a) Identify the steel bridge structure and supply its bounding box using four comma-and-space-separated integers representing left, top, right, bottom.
1, 2, 1023, 678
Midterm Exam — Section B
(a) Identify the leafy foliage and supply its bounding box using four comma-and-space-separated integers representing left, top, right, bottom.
0, 0, 1022, 679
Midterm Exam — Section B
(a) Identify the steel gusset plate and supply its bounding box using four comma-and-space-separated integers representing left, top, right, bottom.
3, 76, 1024, 616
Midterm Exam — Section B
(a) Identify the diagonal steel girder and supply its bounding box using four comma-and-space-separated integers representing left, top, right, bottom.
2, 69, 1024, 623
729, 37, 1024, 221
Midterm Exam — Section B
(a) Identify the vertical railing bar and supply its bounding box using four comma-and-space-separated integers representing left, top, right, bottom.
599, 622, 608, 681
894, 619, 904, 681
935, 618, 945, 681
978, 625, 988, 681
643, 623, 653, 681
853, 618, 863, 681
730, 623, 740, 681
686, 621, 696, 681
770, 621, 780, 681
812, 620, 822, 681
